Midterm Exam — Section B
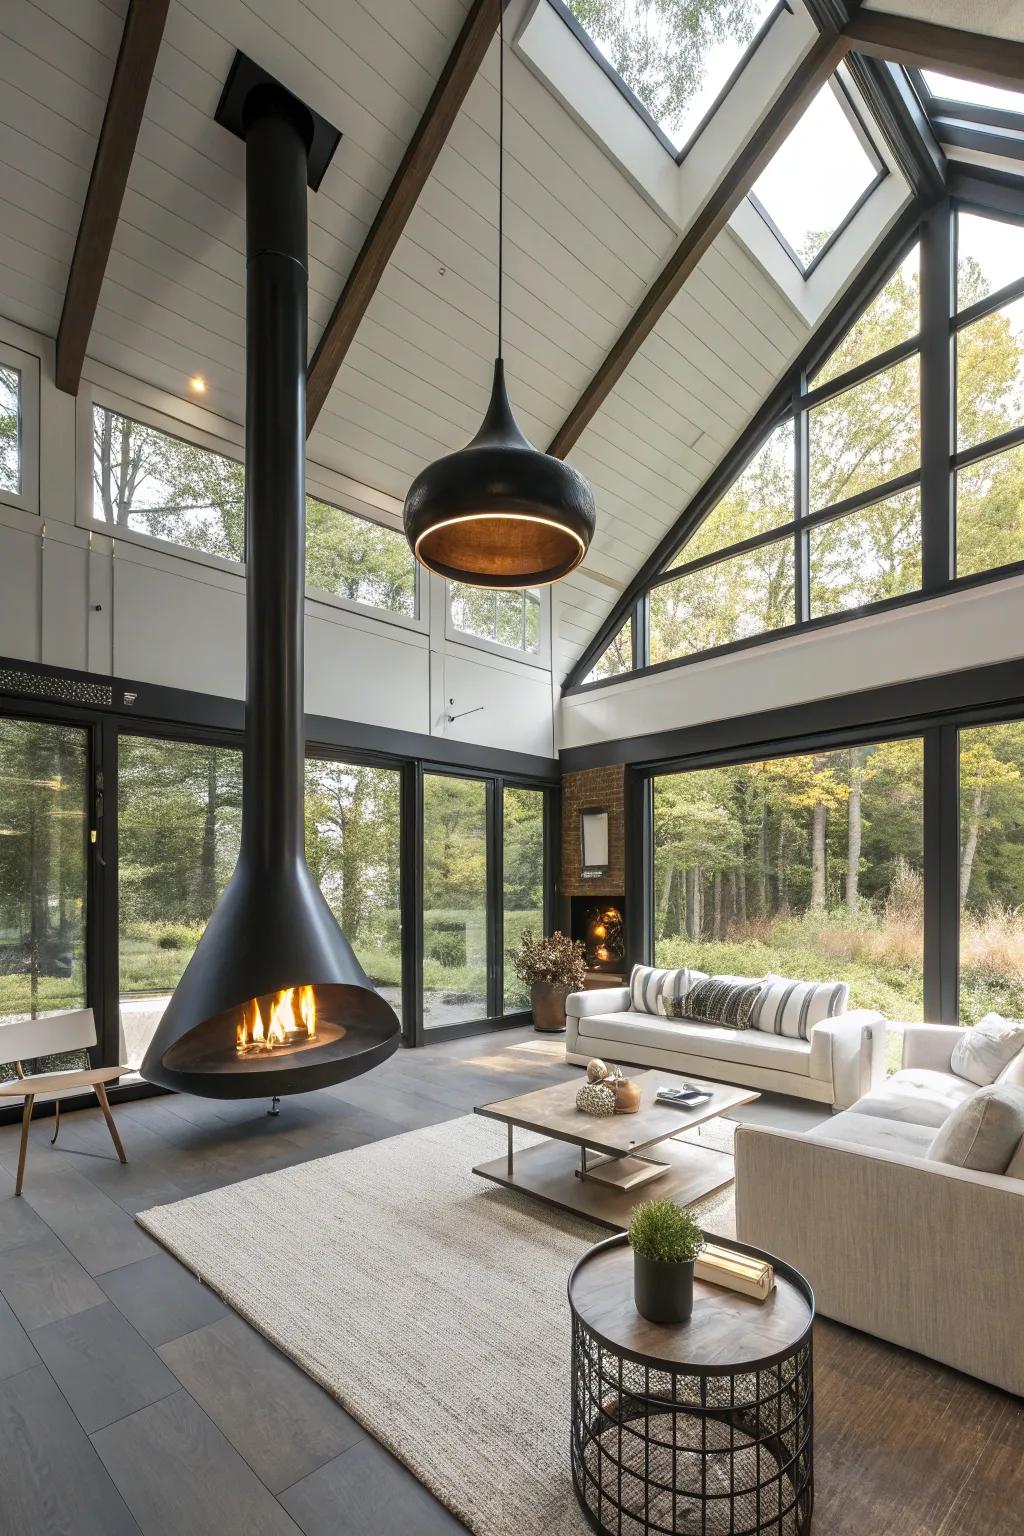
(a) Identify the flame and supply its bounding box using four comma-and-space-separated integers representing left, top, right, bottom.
236, 986, 318, 1053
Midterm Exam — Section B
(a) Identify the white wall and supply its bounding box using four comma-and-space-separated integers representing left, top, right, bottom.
0, 314, 557, 760
559, 573, 1024, 752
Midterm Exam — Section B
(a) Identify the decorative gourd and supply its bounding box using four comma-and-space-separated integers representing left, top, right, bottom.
586, 1058, 610, 1083
576, 1081, 616, 1116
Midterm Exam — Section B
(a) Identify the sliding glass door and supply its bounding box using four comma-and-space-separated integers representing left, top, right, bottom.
0, 716, 89, 1073
422, 773, 489, 1028
503, 786, 545, 1012
958, 721, 1024, 1025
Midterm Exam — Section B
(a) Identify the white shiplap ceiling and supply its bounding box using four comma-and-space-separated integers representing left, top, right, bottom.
0, 0, 843, 682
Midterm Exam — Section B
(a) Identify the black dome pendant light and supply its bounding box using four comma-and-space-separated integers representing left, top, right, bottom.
403, 3, 596, 588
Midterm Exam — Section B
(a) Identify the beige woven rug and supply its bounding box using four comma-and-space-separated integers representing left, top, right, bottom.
137, 1114, 736, 1536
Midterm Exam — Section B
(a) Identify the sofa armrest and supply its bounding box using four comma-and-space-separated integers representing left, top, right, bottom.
734, 1123, 1024, 1396
565, 987, 630, 1021
900, 1022, 960, 1073
808, 1009, 885, 1107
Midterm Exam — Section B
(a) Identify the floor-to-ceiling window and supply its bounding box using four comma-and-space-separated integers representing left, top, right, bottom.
422, 773, 489, 1028
651, 739, 925, 1022
502, 786, 546, 1013
0, 717, 89, 1074
117, 735, 242, 1071
958, 721, 1024, 1025
305, 757, 403, 1020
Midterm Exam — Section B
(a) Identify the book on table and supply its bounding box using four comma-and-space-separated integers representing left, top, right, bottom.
695, 1243, 775, 1301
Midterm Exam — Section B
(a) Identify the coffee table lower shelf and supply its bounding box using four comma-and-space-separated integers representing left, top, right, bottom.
473, 1135, 733, 1231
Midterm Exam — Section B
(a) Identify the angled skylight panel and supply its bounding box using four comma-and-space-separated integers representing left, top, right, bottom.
921, 71, 1024, 120
750, 75, 883, 272
554, 0, 780, 154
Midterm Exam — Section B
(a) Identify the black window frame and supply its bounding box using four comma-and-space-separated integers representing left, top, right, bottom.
566, 190, 1024, 698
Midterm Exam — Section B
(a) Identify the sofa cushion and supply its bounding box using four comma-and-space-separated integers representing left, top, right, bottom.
684, 976, 764, 1030
806, 1109, 935, 1159
1004, 1137, 1024, 1180
628, 964, 705, 1016
578, 1011, 812, 1076
853, 1067, 977, 1128
928, 1084, 1024, 1173
751, 975, 849, 1040
997, 1050, 1024, 1088
950, 1012, 1024, 1086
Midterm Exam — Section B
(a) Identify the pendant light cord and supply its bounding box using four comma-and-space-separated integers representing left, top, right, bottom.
497, 0, 504, 362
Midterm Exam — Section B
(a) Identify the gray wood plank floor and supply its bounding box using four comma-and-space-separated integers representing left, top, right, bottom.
0, 1029, 1020, 1536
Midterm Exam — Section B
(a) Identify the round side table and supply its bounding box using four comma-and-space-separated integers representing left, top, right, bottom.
568, 1234, 814, 1536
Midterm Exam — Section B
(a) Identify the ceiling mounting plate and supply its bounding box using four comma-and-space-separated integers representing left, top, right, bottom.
215, 51, 342, 191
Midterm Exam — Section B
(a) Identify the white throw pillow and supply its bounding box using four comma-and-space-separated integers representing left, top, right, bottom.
950, 1013, 1024, 1086
928, 1085, 1024, 1174
629, 964, 704, 1016
750, 975, 849, 1041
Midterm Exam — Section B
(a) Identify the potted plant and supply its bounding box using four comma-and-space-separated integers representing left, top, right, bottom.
627, 1199, 705, 1324
514, 930, 587, 1033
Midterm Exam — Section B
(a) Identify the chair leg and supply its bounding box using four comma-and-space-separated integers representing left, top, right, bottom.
16, 1095, 34, 1196
50, 1100, 61, 1146
95, 1083, 127, 1165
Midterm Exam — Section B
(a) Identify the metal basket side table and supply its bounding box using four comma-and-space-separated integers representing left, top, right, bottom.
568, 1234, 814, 1536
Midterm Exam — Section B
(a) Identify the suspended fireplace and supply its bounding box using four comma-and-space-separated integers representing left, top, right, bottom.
141, 58, 400, 1099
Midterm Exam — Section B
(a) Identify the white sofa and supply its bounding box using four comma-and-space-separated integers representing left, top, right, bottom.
565, 985, 885, 1109
735, 1023, 1024, 1396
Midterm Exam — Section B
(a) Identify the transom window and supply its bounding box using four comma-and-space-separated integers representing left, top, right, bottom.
90, 404, 417, 617
449, 584, 541, 656
553, 0, 780, 155
750, 74, 884, 272
584, 618, 633, 683
1, 364, 20, 496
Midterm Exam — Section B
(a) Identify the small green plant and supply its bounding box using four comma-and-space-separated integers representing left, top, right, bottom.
628, 1200, 705, 1265
513, 930, 587, 989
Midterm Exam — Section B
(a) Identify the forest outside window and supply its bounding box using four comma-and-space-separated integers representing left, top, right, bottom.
954, 210, 1024, 579
449, 583, 541, 656
1, 363, 20, 497
89, 403, 418, 615
584, 619, 633, 683
552, 0, 780, 156
0, 342, 39, 515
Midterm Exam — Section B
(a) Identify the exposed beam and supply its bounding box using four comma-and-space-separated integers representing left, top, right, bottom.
546, 32, 849, 461
843, 12, 1024, 95
55, 0, 169, 395
306, 0, 498, 432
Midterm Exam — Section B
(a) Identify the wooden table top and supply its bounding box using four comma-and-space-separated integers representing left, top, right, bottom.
476, 1069, 758, 1156
569, 1234, 813, 1371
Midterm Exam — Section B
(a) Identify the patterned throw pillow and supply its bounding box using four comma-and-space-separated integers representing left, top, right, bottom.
629, 964, 704, 1016
750, 975, 849, 1041
684, 976, 764, 1031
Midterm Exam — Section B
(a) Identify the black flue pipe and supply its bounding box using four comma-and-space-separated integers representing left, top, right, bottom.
140, 75, 400, 1099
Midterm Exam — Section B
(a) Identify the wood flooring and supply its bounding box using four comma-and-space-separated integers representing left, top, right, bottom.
0, 1028, 1020, 1535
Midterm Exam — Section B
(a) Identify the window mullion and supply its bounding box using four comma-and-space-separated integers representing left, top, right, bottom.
794, 383, 810, 625
920, 203, 954, 591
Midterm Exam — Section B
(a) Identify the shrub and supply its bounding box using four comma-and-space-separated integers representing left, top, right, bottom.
429, 933, 465, 969
628, 1199, 704, 1264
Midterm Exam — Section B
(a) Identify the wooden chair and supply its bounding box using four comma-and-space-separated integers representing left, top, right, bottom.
0, 1008, 127, 1195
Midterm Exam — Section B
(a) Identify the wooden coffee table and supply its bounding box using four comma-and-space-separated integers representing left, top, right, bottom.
473, 1070, 757, 1229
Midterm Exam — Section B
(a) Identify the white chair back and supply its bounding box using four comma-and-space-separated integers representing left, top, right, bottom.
0, 1008, 96, 1068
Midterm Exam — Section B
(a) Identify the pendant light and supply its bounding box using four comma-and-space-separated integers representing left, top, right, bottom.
403, 3, 596, 588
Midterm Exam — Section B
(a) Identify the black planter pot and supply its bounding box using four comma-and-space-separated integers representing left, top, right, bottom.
633, 1250, 695, 1324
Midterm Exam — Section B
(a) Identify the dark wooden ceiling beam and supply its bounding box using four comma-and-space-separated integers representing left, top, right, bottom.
843, 12, 1024, 95
55, 0, 169, 395
306, 0, 498, 432
546, 32, 849, 461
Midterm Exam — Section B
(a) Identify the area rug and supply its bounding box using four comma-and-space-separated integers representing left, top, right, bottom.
137, 1115, 736, 1536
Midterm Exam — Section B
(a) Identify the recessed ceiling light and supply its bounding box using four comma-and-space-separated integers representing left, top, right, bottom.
189, 374, 207, 395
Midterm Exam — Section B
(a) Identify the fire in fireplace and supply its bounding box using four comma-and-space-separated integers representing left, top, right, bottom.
570, 896, 626, 973
140, 57, 400, 1100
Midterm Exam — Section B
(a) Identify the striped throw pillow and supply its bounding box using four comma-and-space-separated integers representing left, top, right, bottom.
684, 976, 764, 1031
629, 965, 702, 1016
751, 975, 849, 1041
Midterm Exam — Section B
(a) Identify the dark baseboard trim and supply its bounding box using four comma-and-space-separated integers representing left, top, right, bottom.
419, 1012, 533, 1045
560, 657, 1024, 770
0, 1077, 169, 1130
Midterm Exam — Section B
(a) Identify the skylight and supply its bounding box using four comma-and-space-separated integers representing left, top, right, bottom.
922, 70, 1024, 118
555, 0, 779, 153
750, 77, 882, 271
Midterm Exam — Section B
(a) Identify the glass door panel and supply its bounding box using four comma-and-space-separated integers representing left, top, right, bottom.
503, 787, 545, 1012
958, 721, 1024, 1024
0, 717, 89, 1075
117, 736, 241, 1072
423, 774, 488, 1027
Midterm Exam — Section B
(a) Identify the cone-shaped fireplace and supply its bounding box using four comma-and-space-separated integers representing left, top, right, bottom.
141, 61, 400, 1099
